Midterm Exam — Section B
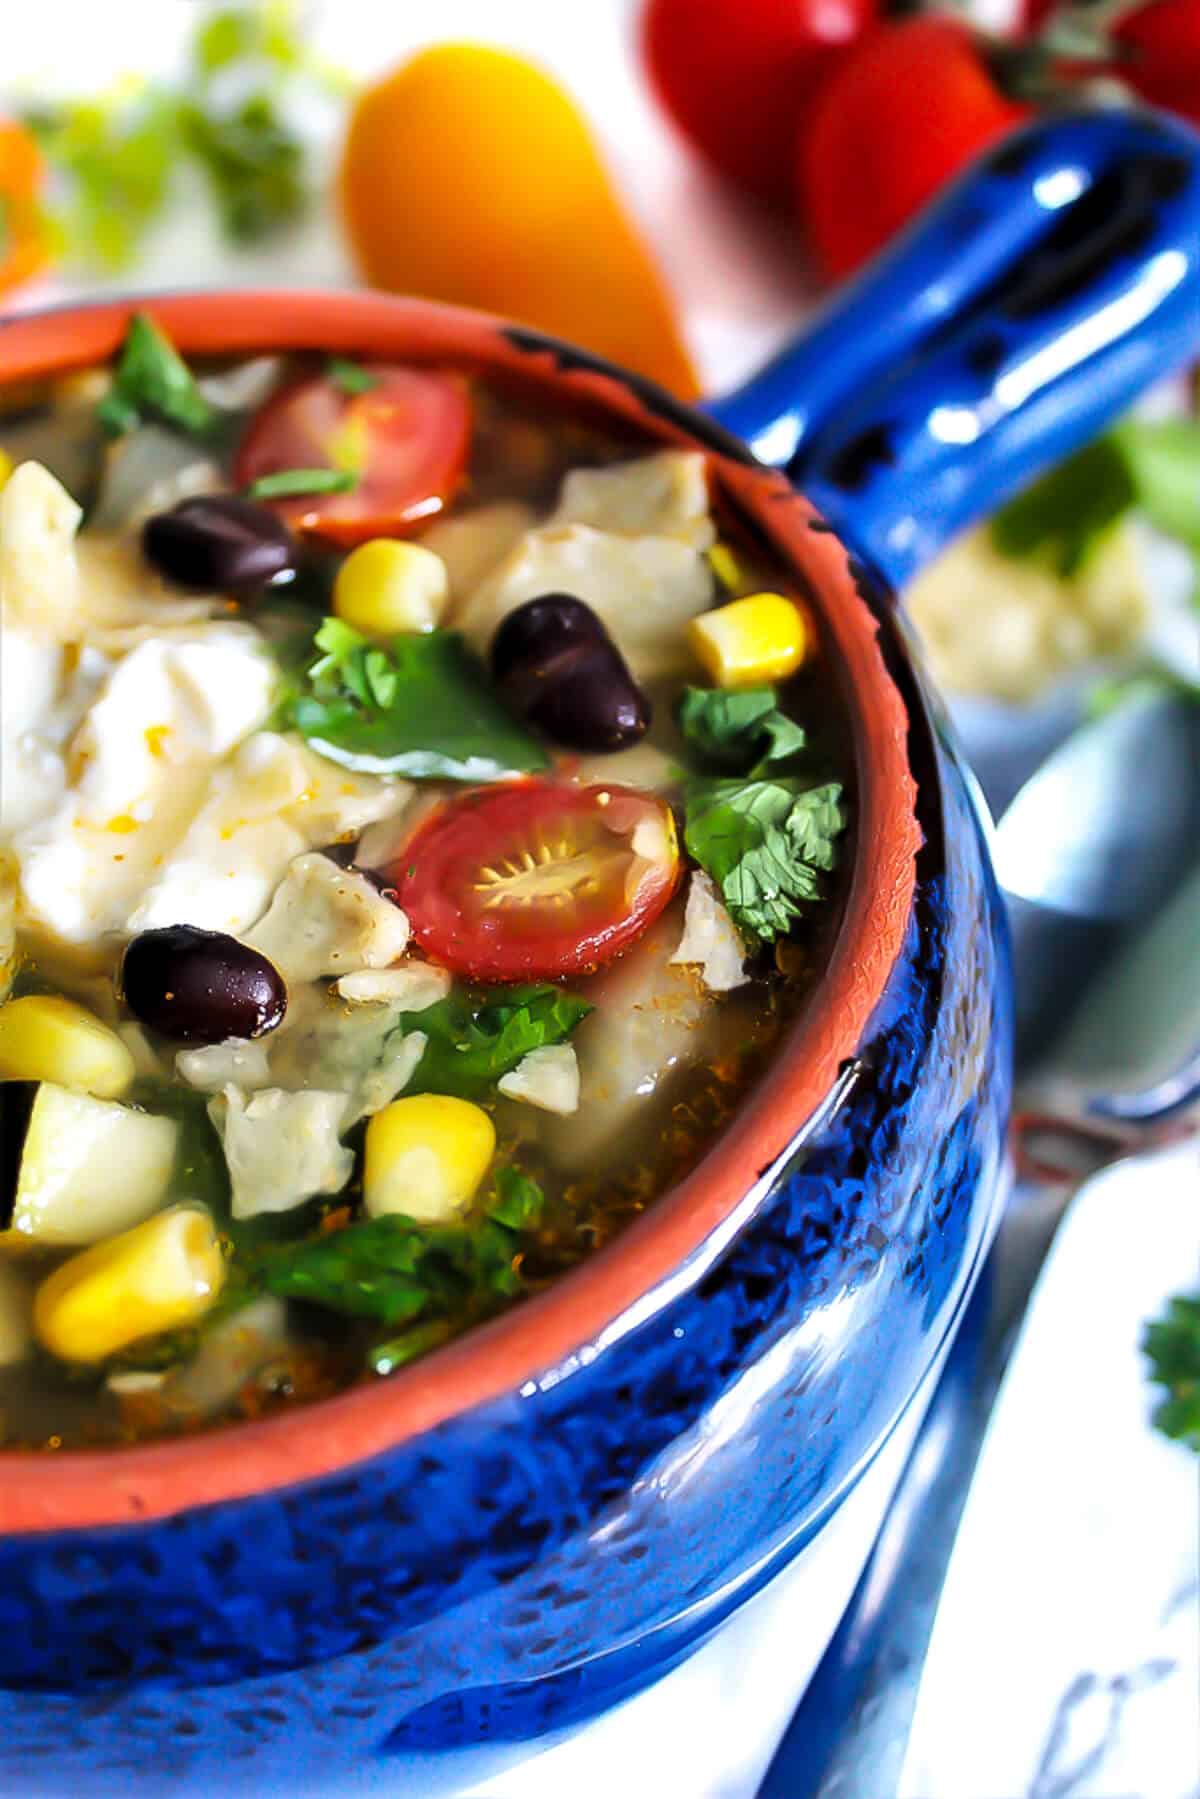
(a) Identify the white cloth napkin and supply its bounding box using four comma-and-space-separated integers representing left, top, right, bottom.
898, 1140, 1200, 1799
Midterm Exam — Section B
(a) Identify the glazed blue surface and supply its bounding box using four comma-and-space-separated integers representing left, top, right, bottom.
709, 107, 1200, 587
0, 569, 1010, 1790
3, 101, 1197, 1790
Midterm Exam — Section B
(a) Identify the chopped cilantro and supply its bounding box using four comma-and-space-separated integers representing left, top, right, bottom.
255, 1168, 548, 1348
327, 356, 378, 396
404, 985, 591, 1100
677, 683, 845, 944
1144, 1292, 1200, 1453
97, 313, 216, 439
244, 467, 358, 500
284, 616, 550, 782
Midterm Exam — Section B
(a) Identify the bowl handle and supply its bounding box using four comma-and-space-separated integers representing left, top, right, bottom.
707, 106, 1200, 590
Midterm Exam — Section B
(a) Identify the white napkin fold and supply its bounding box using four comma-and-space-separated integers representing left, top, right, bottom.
898, 1139, 1200, 1799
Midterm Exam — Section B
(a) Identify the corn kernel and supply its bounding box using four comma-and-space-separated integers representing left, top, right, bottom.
364, 1094, 495, 1224
333, 539, 450, 637
687, 592, 811, 688
0, 995, 135, 1098
33, 1207, 225, 1364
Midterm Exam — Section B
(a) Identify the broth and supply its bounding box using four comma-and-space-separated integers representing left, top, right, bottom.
0, 322, 851, 1447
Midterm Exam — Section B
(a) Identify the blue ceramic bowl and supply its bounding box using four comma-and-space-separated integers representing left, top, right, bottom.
0, 106, 1196, 1794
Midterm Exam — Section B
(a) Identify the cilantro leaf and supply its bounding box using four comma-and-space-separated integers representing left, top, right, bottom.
991, 418, 1200, 586
990, 439, 1136, 578
245, 466, 358, 499
256, 1168, 548, 1342
677, 685, 807, 774
677, 682, 845, 943
285, 617, 550, 782
1143, 1292, 1200, 1453
178, 92, 307, 246
97, 313, 216, 439
684, 775, 845, 943
404, 985, 591, 1100
327, 356, 378, 396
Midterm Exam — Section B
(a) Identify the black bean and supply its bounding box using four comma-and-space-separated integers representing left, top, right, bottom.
490, 594, 650, 752
491, 593, 607, 680
121, 926, 287, 1044
142, 496, 297, 598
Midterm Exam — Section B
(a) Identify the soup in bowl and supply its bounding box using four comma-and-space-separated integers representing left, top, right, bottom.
0, 292, 998, 1784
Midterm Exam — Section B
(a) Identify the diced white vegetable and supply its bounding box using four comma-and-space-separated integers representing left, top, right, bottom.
670, 872, 749, 992
335, 963, 451, 1010
0, 1259, 33, 1367
88, 426, 223, 533
156, 1294, 290, 1419
551, 452, 715, 550
424, 501, 537, 601
127, 733, 404, 945
541, 909, 712, 1173
208, 1086, 354, 1219
106, 1368, 168, 1395
176, 1036, 274, 1094
195, 356, 284, 411
246, 852, 410, 986
498, 1044, 580, 1115
458, 523, 714, 681
11, 1084, 178, 1246
260, 982, 427, 1121
348, 1029, 428, 1125
0, 461, 82, 639
566, 742, 682, 794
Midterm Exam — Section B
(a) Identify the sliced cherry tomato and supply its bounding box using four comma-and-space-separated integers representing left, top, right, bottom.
234, 365, 472, 546
641, 0, 877, 208
1112, 0, 1200, 125
795, 19, 1029, 281
398, 781, 682, 982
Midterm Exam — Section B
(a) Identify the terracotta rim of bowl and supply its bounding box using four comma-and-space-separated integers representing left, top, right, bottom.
0, 292, 920, 1531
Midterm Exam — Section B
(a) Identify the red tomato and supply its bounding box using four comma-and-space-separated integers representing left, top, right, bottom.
234, 366, 472, 546
641, 0, 877, 208
398, 781, 682, 982
795, 18, 1029, 281
1113, 0, 1200, 124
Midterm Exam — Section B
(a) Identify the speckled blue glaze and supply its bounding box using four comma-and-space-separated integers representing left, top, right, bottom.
1, 102, 1197, 1792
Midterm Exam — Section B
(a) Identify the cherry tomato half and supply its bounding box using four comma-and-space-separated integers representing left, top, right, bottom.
234, 366, 472, 546
795, 18, 1028, 281
398, 781, 682, 982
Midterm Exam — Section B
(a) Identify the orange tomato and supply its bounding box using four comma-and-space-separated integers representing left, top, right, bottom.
338, 44, 699, 399
0, 121, 48, 294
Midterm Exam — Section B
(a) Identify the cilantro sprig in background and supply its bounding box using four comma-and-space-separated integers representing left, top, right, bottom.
23, 3, 347, 270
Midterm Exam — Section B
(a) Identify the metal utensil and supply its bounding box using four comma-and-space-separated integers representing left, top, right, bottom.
757, 687, 1200, 1799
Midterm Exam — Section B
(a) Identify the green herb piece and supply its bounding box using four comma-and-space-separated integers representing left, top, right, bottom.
256, 1168, 548, 1338
24, 3, 341, 270
684, 775, 845, 944
1143, 1292, 1200, 1453
404, 985, 591, 1100
25, 88, 183, 272
327, 356, 378, 396
245, 467, 358, 500
177, 92, 307, 246
990, 439, 1135, 578
286, 618, 550, 781
677, 683, 845, 944
991, 418, 1200, 589
97, 313, 216, 439
368, 1317, 455, 1375
489, 1165, 547, 1230
677, 685, 808, 773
